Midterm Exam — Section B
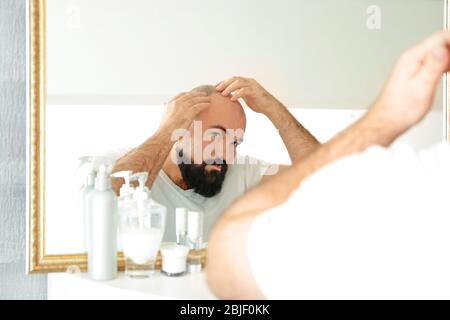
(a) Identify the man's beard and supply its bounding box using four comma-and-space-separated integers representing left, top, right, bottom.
177, 150, 228, 198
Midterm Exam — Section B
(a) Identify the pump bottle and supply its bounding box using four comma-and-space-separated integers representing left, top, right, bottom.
111, 170, 135, 252
78, 156, 96, 252
79, 156, 113, 253
88, 164, 118, 281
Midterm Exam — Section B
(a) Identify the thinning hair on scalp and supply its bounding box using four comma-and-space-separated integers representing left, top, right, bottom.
189, 83, 246, 122
190, 84, 217, 96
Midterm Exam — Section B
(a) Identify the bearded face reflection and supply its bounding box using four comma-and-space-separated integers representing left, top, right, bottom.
177, 149, 228, 198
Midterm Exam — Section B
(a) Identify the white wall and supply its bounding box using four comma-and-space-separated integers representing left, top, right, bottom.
46, 0, 444, 109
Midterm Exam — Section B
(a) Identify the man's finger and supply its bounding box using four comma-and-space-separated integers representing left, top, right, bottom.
185, 96, 211, 106
193, 102, 211, 113
179, 91, 208, 102
170, 92, 187, 102
221, 80, 250, 97
230, 87, 247, 101
216, 76, 240, 91
408, 31, 450, 65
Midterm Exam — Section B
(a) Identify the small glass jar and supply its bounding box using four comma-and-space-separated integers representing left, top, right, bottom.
160, 244, 190, 277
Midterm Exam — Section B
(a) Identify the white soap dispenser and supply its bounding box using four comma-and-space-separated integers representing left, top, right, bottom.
131, 172, 150, 230
81, 156, 113, 253
78, 156, 96, 252
131, 172, 150, 201
111, 170, 134, 200
111, 170, 135, 252
88, 164, 118, 281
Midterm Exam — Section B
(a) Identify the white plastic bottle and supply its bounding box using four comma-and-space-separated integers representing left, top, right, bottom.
78, 156, 96, 252
88, 164, 118, 281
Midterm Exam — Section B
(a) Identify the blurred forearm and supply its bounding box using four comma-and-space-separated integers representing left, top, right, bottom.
206, 106, 405, 299
225, 107, 404, 218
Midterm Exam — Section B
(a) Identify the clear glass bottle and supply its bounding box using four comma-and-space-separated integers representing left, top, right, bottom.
121, 198, 166, 278
186, 211, 204, 273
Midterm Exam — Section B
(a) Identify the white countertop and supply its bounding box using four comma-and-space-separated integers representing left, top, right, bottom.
48, 271, 217, 300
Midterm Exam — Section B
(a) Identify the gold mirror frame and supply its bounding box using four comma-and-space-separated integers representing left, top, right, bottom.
27, 0, 126, 273
27, 0, 449, 273
26, 0, 206, 273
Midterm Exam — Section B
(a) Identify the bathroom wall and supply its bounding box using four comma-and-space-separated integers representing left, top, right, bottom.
0, 0, 47, 299
45, 0, 444, 109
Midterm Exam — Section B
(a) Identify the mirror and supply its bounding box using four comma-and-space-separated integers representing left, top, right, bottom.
27, 0, 448, 273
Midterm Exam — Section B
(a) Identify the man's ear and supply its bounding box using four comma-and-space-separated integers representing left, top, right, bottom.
169, 141, 184, 165
174, 140, 183, 156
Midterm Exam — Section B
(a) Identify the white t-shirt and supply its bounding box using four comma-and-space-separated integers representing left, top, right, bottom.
151, 155, 271, 242
247, 142, 450, 299
105, 149, 272, 242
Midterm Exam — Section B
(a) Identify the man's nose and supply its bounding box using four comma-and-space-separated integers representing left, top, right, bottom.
210, 140, 225, 159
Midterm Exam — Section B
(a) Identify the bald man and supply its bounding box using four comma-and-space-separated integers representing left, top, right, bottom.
112, 78, 319, 241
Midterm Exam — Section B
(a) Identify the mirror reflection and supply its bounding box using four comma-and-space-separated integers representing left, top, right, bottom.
43, 0, 445, 272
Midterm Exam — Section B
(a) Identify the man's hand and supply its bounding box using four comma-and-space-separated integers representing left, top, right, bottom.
206, 31, 450, 300
215, 76, 283, 116
160, 91, 211, 130
216, 76, 319, 162
370, 31, 450, 132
